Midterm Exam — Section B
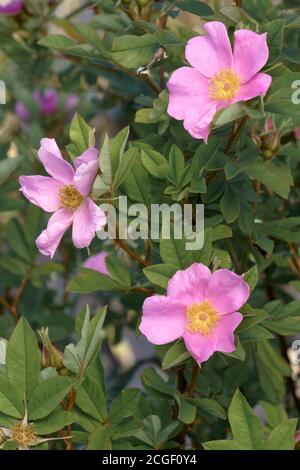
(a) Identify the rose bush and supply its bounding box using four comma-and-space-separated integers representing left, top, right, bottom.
0, 0, 300, 452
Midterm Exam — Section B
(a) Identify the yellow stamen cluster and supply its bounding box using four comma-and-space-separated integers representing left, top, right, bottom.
209, 68, 240, 102
186, 301, 219, 335
11, 422, 38, 449
59, 185, 83, 210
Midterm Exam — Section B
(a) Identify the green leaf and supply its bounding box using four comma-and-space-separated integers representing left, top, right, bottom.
176, 1, 213, 16
246, 163, 293, 199
113, 147, 138, 190
177, 399, 197, 425
0, 375, 23, 418
87, 424, 112, 450
141, 148, 167, 179
228, 389, 264, 449
105, 255, 131, 287
34, 409, 77, 435
67, 268, 123, 293
160, 236, 192, 269
39, 34, 77, 50
111, 34, 159, 69
6, 317, 41, 399
162, 340, 190, 370
214, 103, 246, 127
69, 113, 95, 155
76, 376, 107, 423
28, 377, 73, 420
204, 439, 244, 450
243, 265, 258, 293
110, 126, 130, 177
190, 398, 226, 420
109, 389, 140, 425
265, 419, 297, 450
142, 368, 177, 399
143, 263, 177, 289
220, 186, 240, 224
264, 19, 285, 65
120, 154, 150, 205
0, 157, 22, 186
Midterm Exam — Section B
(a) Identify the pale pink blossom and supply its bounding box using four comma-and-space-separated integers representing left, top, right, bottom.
167, 22, 272, 142
0, 0, 23, 15
19, 138, 106, 258
140, 263, 249, 366
83, 251, 109, 275
294, 128, 300, 140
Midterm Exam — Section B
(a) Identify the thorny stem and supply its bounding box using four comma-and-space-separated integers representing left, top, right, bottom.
0, 267, 33, 321
62, 388, 77, 450
114, 237, 150, 267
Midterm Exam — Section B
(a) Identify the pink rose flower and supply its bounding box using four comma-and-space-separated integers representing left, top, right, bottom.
15, 101, 31, 121
167, 22, 272, 142
83, 251, 109, 275
19, 138, 106, 258
0, 0, 23, 16
33, 89, 59, 115
294, 128, 300, 140
140, 263, 250, 366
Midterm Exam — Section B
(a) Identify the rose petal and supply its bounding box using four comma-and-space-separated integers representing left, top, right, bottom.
206, 269, 250, 314
19, 175, 62, 212
233, 31, 269, 83
140, 295, 186, 344
183, 331, 217, 366
83, 251, 109, 275
38, 138, 75, 184
36, 209, 73, 258
233, 73, 272, 103
74, 159, 99, 197
72, 198, 106, 249
182, 102, 218, 142
167, 263, 211, 305
185, 21, 233, 77
74, 148, 99, 169
215, 312, 243, 352
167, 67, 210, 120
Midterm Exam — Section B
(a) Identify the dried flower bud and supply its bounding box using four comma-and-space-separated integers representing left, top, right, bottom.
38, 328, 64, 370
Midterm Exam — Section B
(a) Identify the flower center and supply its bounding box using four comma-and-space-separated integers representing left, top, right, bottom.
186, 301, 219, 335
209, 68, 240, 102
11, 423, 38, 449
59, 185, 83, 210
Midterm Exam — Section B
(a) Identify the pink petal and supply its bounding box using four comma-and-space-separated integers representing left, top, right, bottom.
140, 295, 186, 344
233, 73, 272, 103
74, 148, 99, 169
19, 175, 62, 212
167, 67, 210, 120
38, 138, 74, 184
72, 198, 106, 249
183, 102, 218, 142
40, 138, 62, 159
185, 22, 233, 78
233, 31, 269, 83
183, 331, 217, 366
167, 263, 211, 305
206, 269, 250, 314
83, 251, 109, 275
74, 159, 99, 197
214, 312, 243, 352
183, 312, 243, 365
36, 209, 73, 258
